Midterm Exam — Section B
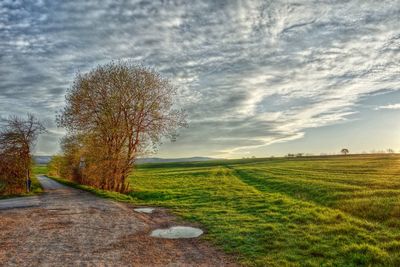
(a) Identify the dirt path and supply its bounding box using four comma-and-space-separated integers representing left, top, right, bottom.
0, 176, 237, 266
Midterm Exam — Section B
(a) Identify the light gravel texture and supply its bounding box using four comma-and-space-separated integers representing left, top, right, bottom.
0, 176, 237, 266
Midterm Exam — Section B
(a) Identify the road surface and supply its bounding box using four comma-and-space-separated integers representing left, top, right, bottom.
0, 196, 40, 210
0, 176, 236, 266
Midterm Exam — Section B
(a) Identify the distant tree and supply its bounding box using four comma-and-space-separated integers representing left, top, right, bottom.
57, 61, 187, 192
0, 114, 46, 193
47, 155, 67, 178
296, 153, 304, 157
387, 148, 394, 154
341, 148, 349, 155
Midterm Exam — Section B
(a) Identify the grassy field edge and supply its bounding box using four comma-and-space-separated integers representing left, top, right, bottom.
47, 175, 140, 203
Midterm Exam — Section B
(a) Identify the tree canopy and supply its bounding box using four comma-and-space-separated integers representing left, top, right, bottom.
57, 61, 187, 192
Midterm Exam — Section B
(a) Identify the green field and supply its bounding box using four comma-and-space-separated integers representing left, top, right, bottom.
46, 155, 400, 266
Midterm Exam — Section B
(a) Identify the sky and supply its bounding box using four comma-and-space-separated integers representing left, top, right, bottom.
0, 0, 399, 158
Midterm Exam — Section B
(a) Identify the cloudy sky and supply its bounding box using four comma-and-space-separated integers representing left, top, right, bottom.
1, 0, 399, 158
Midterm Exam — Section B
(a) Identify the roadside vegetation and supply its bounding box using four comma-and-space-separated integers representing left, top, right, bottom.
0, 166, 44, 199
0, 114, 46, 196
44, 154, 400, 266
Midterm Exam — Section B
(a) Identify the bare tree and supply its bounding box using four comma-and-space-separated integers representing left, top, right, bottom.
57, 61, 187, 192
341, 148, 349, 155
0, 114, 46, 192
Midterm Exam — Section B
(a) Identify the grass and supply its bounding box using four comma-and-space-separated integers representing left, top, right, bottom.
42, 154, 400, 266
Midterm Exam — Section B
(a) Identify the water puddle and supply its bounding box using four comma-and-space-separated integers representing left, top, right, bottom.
134, 207, 155, 214
150, 226, 203, 239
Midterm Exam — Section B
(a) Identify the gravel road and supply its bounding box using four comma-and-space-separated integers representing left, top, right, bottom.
0, 176, 236, 266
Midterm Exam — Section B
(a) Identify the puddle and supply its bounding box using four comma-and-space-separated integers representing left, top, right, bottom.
150, 226, 203, 239
134, 207, 155, 214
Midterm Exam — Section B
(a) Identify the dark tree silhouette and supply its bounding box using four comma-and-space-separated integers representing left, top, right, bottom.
341, 148, 349, 155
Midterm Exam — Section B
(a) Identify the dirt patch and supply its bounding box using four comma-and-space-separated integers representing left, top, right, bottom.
0, 177, 238, 266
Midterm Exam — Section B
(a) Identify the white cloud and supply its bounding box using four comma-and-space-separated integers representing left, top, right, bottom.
375, 104, 400, 110
0, 0, 399, 157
